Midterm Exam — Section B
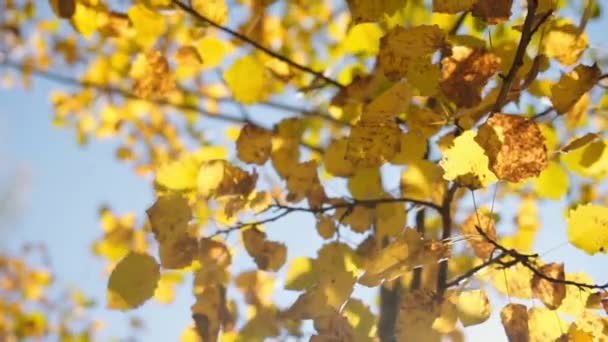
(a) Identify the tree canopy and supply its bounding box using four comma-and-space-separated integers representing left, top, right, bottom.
2, 0, 608, 340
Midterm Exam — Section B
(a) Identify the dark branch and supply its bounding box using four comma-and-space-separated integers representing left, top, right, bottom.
492, 1, 551, 114
444, 251, 508, 288
171, 0, 344, 89
208, 196, 442, 237
474, 225, 608, 291
436, 184, 458, 292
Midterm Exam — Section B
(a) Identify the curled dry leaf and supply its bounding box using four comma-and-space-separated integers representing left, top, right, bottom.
475, 113, 548, 182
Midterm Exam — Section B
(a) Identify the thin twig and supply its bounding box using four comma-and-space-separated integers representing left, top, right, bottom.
492, 0, 551, 114
444, 251, 508, 288
0, 60, 326, 153
474, 225, 608, 291
171, 0, 344, 89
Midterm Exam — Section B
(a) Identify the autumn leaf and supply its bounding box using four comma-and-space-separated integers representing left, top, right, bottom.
531, 263, 566, 309
567, 204, 608, 255
107, 252, 160, 310
475, 113, 548, 182
551, 64, 601, 114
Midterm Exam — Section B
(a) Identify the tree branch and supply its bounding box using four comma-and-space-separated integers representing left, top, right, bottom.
444, 251, 508, 288
474, 225, 608, 291
436, 184, 458, 292
0, 60, 325, 153
171, 0, 344, 89
492, 0, 551, 114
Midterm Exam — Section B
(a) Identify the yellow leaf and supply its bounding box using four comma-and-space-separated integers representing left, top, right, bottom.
528, 307, 568, 342
362, 81, 412, 122
224, 55, 269, 104
400, 160, 446, 205
345, 120, 401, 167
456, 289, 491, 326
343, 299, 376, 340
197, 160, 257, 198
543, 21, 588, 66
568, 310, 608, 341
192, 0, 228, 25
406, 107, 446, 137
155, 155, 200, 191
107, 252, 160, 310
346, 0, 403, 23
154, 272, 184, 304
286, 161, 321, 203
567, 204, 608, 255
440, 130, 497, 189
397, 290, 442, 342
348, 168, 384, 199
551, 64, 601, 114
566, 92, 590, 129
406, 56, 441, 96
343, 23, 383, 55
283, 286, 331, 320
324, 138, 355, 177
560, 132, 600, 153
475, 113, 548, 182
491, 262, 533, 299
375, 199, 407, 240
500, 304, 529, 342
378, 25, 446, 80
532, 161, 569, 200
130, 51, 175, 99
285, 257, 317, 291
71, 3, 98, 39
390, 132, 427, 165
359, 237, 409, 286
236, 124, 272, 165
127, 4, 167, 48
432, 0, 476, 13
196, 36, 231, 69
146, 194, 191, 244
558, 273, 593, 317
174, 45, 203, 66
531, 263, 566, 310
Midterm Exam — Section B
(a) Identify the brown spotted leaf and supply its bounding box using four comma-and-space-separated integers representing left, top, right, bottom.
441, 47, 501, 108
476, 113, 548, 182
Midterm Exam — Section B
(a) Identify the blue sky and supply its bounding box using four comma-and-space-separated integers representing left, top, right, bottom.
2, 1, 608, 341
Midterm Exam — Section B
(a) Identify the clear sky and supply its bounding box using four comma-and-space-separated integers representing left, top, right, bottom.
1, 1, 608, 341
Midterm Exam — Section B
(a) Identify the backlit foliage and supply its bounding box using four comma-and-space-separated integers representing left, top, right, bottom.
2, 0, 608, 340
